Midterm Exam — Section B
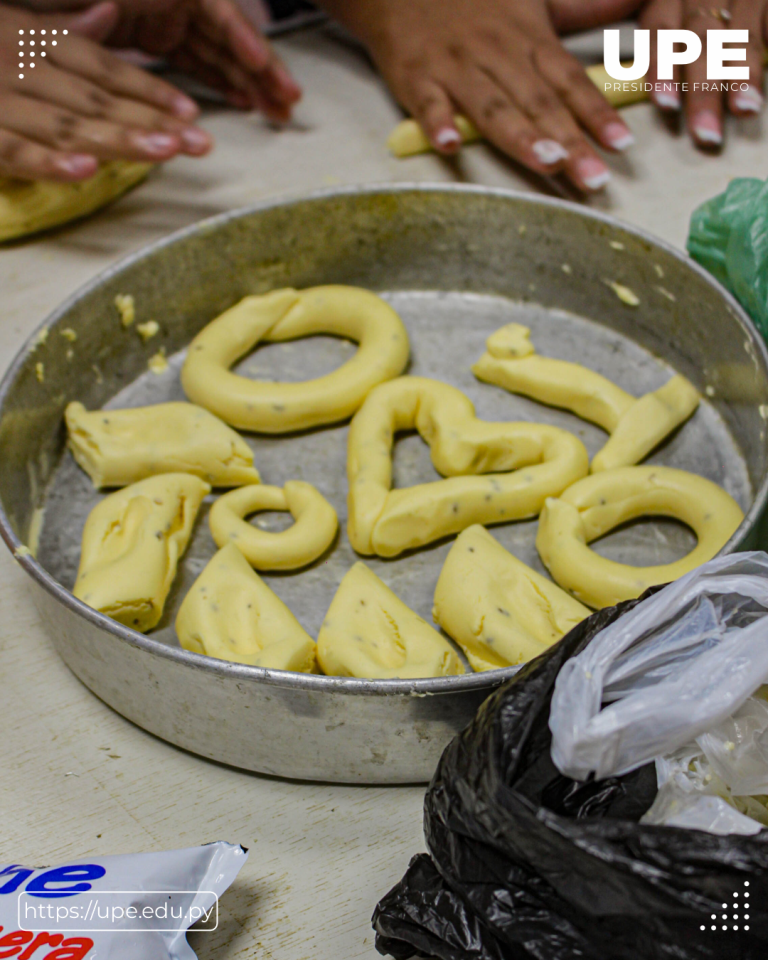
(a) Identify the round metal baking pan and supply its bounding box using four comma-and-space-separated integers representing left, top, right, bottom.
2, 184, 768, 784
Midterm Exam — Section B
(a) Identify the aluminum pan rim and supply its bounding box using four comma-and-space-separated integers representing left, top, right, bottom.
2, 182, 766, 696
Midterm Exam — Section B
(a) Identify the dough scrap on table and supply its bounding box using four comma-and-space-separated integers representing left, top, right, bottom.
472, 323, 700, 472
176, 543, 317, 672
317, 562, 463, 679
181, 286, 410, 434
347, 376, 588, 557
433, 525, 590, 672
65, 401, 261, 488
209, 481, 337, 571
536, 465, 744, 609
0, 162, 152, 244
73, 473, 210, 632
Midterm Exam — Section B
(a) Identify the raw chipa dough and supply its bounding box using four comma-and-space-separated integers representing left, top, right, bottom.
65, 401, 261, 488
0, 162, 152, 243
209, 481, 338, 570
433, 525, 590, 671
347, 376, 589, 557
73, 473, 210, 632
536, 465, 745, 609
472, 324, 700, 472
181, 286, 410, 433
317, 562, 463, 679
176, 543, 317, 672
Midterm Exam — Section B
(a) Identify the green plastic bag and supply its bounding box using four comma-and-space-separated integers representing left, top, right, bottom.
687, 177, 768, 341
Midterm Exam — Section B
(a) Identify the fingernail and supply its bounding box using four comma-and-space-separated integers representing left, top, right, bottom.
275, 65, 302, 99
56, 154, 97, 177
180, 127, 212, 154
532, 139, 569, 165
435, 127, 462, 150
655, 85, 681, 111
692, 109, 723, 144
577, 157, 611, 191
172, 94, 199, 120
734, 85, 764, 114
134, 132, 178, 156
603, 122, 634, 151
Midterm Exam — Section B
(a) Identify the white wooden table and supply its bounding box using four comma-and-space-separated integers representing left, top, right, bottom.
1, 24, 766, 960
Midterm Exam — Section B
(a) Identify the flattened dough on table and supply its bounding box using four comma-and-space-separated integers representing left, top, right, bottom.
73, 473, 210, 632
536, 465, 744, 609
176, 543, 317, 672
65, 401, 261, 488
317, 562, 463, 679
209, 481, 337, 570
433, 525, 590, 671
181, 286, 410, 433
0, 161, 152, 243
472, 324, 700, 472
347, 376, 588, 557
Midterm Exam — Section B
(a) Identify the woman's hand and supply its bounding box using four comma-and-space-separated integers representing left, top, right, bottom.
640, 0, 767, 145
320, 0, 641, 192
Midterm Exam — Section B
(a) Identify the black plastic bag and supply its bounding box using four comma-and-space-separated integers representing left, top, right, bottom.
373, 597, 768, 960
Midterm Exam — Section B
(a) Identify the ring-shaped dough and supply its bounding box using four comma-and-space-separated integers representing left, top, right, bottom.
472, 324, 700, 472
535, 466, 744, 609
181, 286, 410, 433
347, 376, 589, 557
209, 481, 338, 570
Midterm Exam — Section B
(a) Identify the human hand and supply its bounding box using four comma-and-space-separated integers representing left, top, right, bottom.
320, 0, 638, 192
639, 0, 766, 145
0, 2, 215, 180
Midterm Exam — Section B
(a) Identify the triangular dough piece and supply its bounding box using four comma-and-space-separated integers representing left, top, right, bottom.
318, 562, 463, 679
74, 473, 210, 632
176, 544, 317, 672
433, 525, 589, 671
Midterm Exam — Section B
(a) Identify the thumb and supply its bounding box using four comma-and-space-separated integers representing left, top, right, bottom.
47, 1, 120, 42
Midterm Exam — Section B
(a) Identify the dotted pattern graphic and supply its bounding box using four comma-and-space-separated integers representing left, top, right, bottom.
17, 27, 67, 80
699, 880, 751, 933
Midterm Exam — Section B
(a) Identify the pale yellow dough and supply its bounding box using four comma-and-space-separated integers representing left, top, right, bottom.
181, 286, 410, 433
73, 473, 210, 632
317, 562, 463, 679
175, 543, 317, 672
433, 525, 590, 671
472, 324, 700, 472
347, 376, 588, 557
536, 466, 744, 609
209, 481, 338, 570
65, 401, 261, 489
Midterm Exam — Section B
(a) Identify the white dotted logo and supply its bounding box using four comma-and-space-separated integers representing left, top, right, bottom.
17, 27, 67, 80
699, 880, 750, 934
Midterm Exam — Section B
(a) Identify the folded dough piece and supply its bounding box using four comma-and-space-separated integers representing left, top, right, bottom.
65, 401, 260, 488
73, 473, 210, 632
433, 525, 590, 672
176, 543, 317, 672
318, 562, 463, 679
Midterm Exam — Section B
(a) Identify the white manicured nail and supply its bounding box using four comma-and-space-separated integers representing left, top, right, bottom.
577, 156, 612, 191
692, 110, 723, 145
532, 139, 569, 165
435, 128, 462, 148
734, 86, 764, 114
656, 91, 681, 111
603, 122, 635, 151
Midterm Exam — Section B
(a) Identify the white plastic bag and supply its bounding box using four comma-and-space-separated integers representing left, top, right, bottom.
0, 842, 246, 960
549, 552, 768, 782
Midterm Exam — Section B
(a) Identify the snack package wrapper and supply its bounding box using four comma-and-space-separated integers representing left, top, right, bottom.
687, 176, 768, 338
0, 842, 247, 960
373, 558, 768, 960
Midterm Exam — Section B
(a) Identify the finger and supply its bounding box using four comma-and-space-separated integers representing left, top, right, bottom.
52, 1, 120, 42
536, 45, 635, 151
0, 128, 97, 182
170, 47, 253, 109
448, 64, 572, 178
388, 72, 462, 153
728, 0, 765, 114
0, 89, 184, 162
683, 1, 727, 145
45, 31, 200, 120
639, 0, 684, 111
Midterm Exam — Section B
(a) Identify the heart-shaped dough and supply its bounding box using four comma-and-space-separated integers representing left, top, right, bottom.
347, 376, 589, 557
472, 324, 700, 472
181, 286, 410, 433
